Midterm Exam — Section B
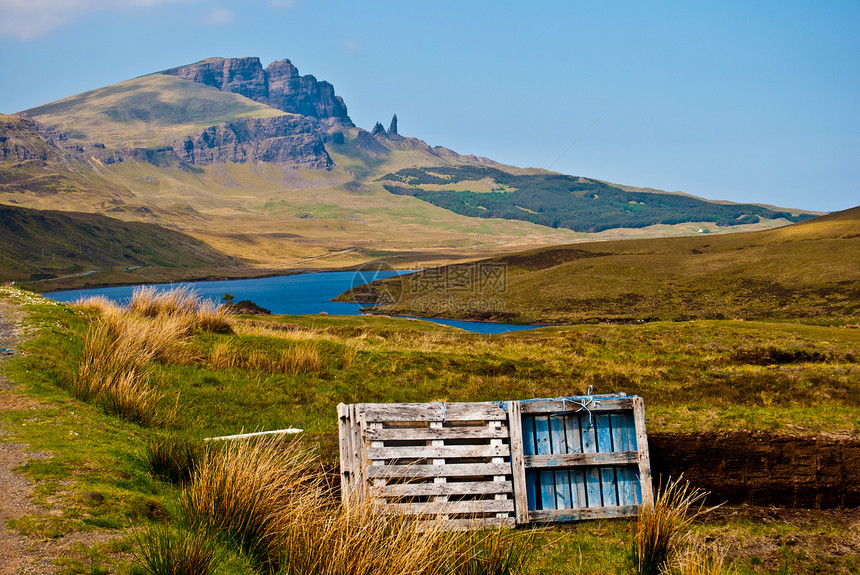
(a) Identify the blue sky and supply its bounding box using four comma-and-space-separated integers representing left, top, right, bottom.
1, 0, 857, 212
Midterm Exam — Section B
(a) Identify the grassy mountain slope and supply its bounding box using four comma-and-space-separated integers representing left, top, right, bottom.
356, 207, 860, 324
24, 74, 286, 148
0, 203, 237, 283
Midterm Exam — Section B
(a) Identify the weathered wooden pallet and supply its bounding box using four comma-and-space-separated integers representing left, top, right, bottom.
338, 401, 516, 529
337, 393, 652, 528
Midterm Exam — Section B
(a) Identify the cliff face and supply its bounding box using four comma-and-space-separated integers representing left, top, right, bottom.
162, 57, 351, 124
0, 113, 330, 170
0, 114, 75, 163
170, 115, 331, 169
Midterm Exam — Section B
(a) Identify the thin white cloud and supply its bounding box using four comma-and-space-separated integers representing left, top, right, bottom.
267, 0, 300, 9
206, 5, 234, 25
344, 37, 363, 57
0, 0, 191, 40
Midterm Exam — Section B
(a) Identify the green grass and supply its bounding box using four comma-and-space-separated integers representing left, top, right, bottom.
1, 286, 859, 574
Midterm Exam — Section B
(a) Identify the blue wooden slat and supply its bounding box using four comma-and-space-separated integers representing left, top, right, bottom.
549, 416, 571, 508
579, 414, 602, 508
522, 415, 537, 456
572, 468, 587, 509
564, 414, 584, 508
564, 414, 582, 453
625, 411, 642, 506
555, 470, 572, 509
595, 414, 618, 506
611, 413, 635, 506
522, 416, 538, 510
534, 416, 555, 510
550, 415, 566, 454
626, 411, 638, 451
632, 468, 643, 505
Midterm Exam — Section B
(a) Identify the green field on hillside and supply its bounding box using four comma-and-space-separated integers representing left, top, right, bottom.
357, 207, 860, 325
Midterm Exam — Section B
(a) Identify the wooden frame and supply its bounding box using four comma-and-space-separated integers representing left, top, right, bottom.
337, 394, 652, 529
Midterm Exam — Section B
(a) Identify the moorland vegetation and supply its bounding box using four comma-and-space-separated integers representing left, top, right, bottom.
0, 284, 857, 574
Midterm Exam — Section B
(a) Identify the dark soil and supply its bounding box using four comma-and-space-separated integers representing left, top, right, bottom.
650, 431, 860, 508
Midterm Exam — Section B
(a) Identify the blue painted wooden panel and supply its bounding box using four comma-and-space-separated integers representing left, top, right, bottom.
522, 404, 644, 515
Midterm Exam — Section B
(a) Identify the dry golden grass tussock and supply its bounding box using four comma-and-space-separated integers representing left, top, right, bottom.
234, 321, 333, 342
130, 285, 198, 319
196, 298, 234, 334
74, 294, 122, 315
666, 539, 735, 575
180, 437, 533, 575
180, 436, 318, 570
70, 302, 203, 424
207, 339, 239, 371
279, 341, 323, 374
72, 318, 164, 425
628, 477, 712, 575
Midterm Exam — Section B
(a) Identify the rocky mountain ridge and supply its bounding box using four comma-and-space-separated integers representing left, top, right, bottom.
162, 57, 352, 124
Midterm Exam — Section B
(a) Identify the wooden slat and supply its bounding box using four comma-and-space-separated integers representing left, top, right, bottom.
522, 416, 538, 511
383, 499, 515, 515
524, 451, 638, 468
366, 462, 512, 479
337, 403, 352, 501
533, 415, 555, 511
380, 480, 513, 497
433, 517, 517, 530
353, 405, 367, 500
489, 419, 510, 520
580, 414, 602, 508
364, 426, 509, 441
529, 505, 640, 522
507, 402, 530, 525
519, 396, 632, 414
358, 402, 507, 422
633, 396, 654, 507
549, 416, 569, 509
366, 444, 510, 460
595, 414, 618, 506
565, 414, 585, 508
611, 413, 635, 506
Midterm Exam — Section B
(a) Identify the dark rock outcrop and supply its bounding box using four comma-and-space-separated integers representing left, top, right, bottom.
370, 122, 387, 137
389, 114, 398, 135
162, 57, 352, 124
0, 113, 77, 163
353, 129, 388, 158
170, 115, 331, 169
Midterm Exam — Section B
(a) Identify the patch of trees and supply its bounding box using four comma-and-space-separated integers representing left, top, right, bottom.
380, 167, 815, 233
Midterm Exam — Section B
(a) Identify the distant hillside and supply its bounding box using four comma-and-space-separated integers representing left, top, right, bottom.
1, 56, 827, 281
380, 166, 817, 232
0, 203, 236, 283
345, 207, 860, 324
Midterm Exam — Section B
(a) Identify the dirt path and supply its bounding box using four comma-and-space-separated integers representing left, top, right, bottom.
0, 298, 44, 573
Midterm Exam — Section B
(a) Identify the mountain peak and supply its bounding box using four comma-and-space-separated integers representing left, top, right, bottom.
162, 56, 352, 124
